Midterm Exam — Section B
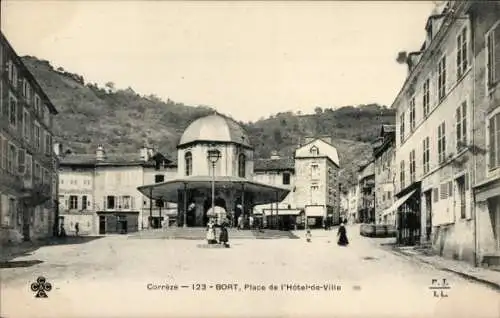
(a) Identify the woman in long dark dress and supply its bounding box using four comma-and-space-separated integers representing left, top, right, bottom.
219, 223, 229, 248
337, 223, 349, 246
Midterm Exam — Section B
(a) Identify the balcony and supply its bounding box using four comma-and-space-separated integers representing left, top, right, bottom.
20, 183, 51, 207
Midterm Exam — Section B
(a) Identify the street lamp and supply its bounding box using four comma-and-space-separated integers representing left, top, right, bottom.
207, 148, 221, 223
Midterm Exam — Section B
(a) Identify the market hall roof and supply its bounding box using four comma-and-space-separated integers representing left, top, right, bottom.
178, 113, 252, 149
254, 158, 295, 172
137, 175, 290, 206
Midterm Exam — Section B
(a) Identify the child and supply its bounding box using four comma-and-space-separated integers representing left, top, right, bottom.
206, 221, 217, 244
305, 230, 312, 242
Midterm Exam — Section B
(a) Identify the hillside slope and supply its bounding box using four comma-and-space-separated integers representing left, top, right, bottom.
22, 56, 395, 186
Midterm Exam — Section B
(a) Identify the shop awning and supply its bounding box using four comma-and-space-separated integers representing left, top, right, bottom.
137, 175, 290, 206
382, 189, 416, 216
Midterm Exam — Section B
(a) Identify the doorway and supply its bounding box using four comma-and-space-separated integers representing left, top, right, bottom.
424, 190, 432, 242
99, 216, 106, 234
487, 197, 500, 250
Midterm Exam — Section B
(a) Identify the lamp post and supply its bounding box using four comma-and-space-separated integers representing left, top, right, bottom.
207, 148, 221, 223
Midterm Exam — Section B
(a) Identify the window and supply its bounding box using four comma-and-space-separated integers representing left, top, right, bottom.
17, 148, 25, 175
438, 56, 447, 101
34, 95, 41, 115
0, 135, 5, 170
409, 150, 416, 184
456, 176, 466, 219
440, 183, 448, 199
155, 174, 164, 183
7, 60, 17, 84
34, 162, 41, 182
283, 172, 291, 185
400, 160, 405, 189
45, 133, 52, 155
82, 196, 88, 210
457, 26, 468, 79
438, 122, 446, 164
423, 137, 430, 174
34, 123, 40, 150
409, 97, 416, 131
9, 94, 17, 127
399, 112, 405, 143
7, 143, 17, 174
43, 169, 49, 185
184, 152, 192, 176
310, 163, 320, 180
122, 196, 131, 209
106, 196, 115, 209
238, 153, 246, 178
486, 21, 500, 88
25, 153, 32, 179
23, 79, 31, 103
310, 146, 319, 156
69, 195, 78, 210
488, 113, 500, 169
23, 110, 30, 142
456, 101, 467, 150
423, 78, 430, 117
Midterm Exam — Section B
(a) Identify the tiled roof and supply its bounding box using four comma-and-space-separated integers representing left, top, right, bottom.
254, 158, 295, 171
59, 152, 175, 167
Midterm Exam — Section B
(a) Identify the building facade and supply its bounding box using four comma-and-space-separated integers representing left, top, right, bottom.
357, 161, 375, 224
372, 125, 397, 225
393, 2, 500, 264
470, 3, 500, 265
57, 145, 177, 235
346, 185, 359, 224
0, 32, 59, 244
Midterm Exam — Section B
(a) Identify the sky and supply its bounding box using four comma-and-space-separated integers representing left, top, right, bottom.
1, 1, 437, 122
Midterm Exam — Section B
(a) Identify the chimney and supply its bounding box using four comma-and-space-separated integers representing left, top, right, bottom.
140, 147, 149, 162
96, 144, 105, 161
270, 150, 280, 160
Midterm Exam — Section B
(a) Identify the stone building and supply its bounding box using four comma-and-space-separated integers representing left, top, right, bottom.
0, 31, 59, 244
357, 161, 375, 223
470, 3, 500, 266
57, 145, 176, 235
372, 125, 396, 225
346, 185, 360, 224
392, 1, 500, 264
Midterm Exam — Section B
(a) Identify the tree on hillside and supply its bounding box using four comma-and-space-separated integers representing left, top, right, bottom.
105, 81, 116, 93
396, 51, 408, 64
314, 107, 323, 115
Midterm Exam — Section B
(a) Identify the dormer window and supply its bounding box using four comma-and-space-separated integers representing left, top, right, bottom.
310, 146, 319, 156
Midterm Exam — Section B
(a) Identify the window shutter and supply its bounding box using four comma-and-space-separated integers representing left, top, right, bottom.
494, 23, 500, 83
448, 181, 453, 197
103, 196, 107, 211
464, 173, 469, 190
440, 183, 448, 199
490, 117, 497, 168
131, 196, 135, 210
17, 149, 25, 175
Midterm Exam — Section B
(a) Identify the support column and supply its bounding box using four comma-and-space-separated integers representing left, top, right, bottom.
241, 183, 245, 217
159, 197, 163, 229
275, 191, 279, 230
149, 188, 153, 229
183, 183, 188, 228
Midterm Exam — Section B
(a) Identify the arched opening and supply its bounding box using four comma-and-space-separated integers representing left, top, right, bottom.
310, 146, 319, 156
238, 153, 246, 178
184, 151, 192, 176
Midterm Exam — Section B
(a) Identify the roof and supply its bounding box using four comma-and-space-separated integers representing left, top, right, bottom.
295, 138, 340, 167
254, 158, 295, 171
138, 175, 290, 205
178, 113, 252, 148
59, 152, 175, 167
0, 32, 58, 115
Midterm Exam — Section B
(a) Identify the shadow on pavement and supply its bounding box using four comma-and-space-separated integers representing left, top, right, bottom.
0, 236, 104, 262
0, 259, 44, 269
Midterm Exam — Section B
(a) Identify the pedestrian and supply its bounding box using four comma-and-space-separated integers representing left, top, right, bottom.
337, 222, 349, 246
219, 222, 230, 248
60, 223, 66, 237
206, 220, 217, 244
305, 230, 312, 243
237, 215, 243, 230
75, 222, 79, 236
